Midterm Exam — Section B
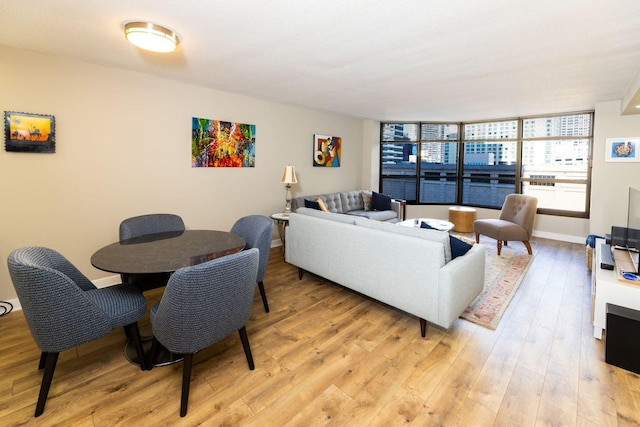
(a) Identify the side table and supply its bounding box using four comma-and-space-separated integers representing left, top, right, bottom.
271, 213, 289, 251
448, 206, 477, 233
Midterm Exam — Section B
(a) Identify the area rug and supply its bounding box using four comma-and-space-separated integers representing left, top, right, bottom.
460, 244, 534, 330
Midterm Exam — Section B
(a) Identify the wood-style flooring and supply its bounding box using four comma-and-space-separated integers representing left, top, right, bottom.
1, 237, 639, 426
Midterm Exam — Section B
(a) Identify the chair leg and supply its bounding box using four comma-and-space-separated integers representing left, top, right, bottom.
258, 281, 270, 313
238, 326, 255, 370
125, 323, 148, 371
38, 352, 47, 370
497, 241, 502, 256
523, 241, 533, 255
148, 337, 159, 371
35, 352, 59, 417
475, 232, 480, 244
180, 353, 193, 417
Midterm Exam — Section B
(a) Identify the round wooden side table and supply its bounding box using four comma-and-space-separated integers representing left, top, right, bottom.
448, 207, 477, 233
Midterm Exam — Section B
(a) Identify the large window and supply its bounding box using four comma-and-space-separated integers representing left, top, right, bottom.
380, 112, 593, 217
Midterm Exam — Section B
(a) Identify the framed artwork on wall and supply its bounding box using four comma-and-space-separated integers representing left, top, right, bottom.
4, 111, 55, 153
313, 134, 341, 167
191, 117, 255, 167
605, 138, 640, 162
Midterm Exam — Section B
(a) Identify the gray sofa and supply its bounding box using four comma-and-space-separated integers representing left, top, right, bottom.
285, 208, 485, 336
291, 190, 403, 223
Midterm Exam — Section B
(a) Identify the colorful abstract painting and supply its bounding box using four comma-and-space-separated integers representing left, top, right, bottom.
192, 118, 255, 167
313, 134, 341, 167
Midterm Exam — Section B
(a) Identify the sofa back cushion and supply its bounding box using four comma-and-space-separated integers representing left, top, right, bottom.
339, 191, 365, 212
295, 207, 357, 225
354, 217, 451, 263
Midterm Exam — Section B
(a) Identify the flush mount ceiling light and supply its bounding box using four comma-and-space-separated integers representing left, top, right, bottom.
124, 21, 178, 53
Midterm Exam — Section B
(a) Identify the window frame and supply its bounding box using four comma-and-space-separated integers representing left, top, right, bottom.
379, 111, 593, 218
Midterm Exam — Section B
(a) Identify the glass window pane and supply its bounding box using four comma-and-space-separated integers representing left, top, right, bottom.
419, 142, 458, 203
382, 123, 418, 141
462, 179, 513, 208
523, 114, 592, 138
381, 143, 416, 174
421, 124, 459, 141
382, 177, 416, 203
464, 120, 518, 140
522, 182, 587, 213
464, 141, 517, 165
521, 139, 589, 178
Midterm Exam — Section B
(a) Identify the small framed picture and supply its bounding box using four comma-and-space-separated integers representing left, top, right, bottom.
313, 134, 341, 167
4, 111, 56, 153
605, 138, 639, 162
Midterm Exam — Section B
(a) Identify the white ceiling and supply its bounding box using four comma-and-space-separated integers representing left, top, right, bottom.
2, 0, 640, 121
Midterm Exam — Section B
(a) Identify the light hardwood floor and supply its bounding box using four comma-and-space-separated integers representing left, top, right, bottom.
1, 237, 639, 426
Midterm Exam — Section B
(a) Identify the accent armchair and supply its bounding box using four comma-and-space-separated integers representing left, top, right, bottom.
7, 247, 148, 417
148, 248, 259, 417
474, 194, 538, 255
231, 215, 274, 312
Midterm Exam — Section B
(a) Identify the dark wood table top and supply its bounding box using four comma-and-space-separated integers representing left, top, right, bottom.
91, 230, 246, 275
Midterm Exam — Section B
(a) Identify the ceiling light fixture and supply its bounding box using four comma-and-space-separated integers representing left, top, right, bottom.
124, 21, 178, 53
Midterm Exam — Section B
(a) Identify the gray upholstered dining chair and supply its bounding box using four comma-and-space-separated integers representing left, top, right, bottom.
231, 215, 274, 313
147, 248, 259, 417
7, 247, 148, 417
474, 194, 538, 255
119, 213, 185, 291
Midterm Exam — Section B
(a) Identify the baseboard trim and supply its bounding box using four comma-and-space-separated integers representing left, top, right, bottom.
532, 230, 585, 244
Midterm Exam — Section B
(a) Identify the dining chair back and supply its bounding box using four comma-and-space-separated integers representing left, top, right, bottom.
148, 248, 259, 416
119, 213, 185, 290
231, 215, 274, 312
7, 247, 147, 417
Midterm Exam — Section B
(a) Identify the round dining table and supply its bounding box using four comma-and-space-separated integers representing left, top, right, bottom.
91, 229, 246, 367
91, 229, 246, 275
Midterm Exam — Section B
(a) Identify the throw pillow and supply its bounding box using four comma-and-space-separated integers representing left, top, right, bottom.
422, 221, 472, 260
371, 191, 392, 211
304, 199, 321, 210
361, 192, 372, 211
316, 197, 329, 212
450, 235, 473, 259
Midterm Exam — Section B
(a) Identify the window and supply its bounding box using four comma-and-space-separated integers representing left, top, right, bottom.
380, 112, 593, 217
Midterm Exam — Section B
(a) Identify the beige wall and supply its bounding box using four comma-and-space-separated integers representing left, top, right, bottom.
0, 45, 365, 301
591, 100, 640, 235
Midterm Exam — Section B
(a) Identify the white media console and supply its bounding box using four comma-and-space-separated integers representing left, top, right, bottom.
592, 238, 640, 339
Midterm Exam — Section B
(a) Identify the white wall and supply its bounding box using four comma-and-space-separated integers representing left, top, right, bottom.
0, 45, 364, 300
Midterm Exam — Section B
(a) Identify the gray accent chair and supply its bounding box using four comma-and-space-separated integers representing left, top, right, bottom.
148, 248, 259, 417
231, 215, 274, 313
7, 247, 148, 417
119, 213, 185, 291
473, 194, 538, 255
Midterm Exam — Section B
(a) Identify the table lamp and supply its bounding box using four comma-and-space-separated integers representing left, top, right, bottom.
280, 165, 298, 215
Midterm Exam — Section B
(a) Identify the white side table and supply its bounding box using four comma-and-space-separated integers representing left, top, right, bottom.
271, 213, 290, 251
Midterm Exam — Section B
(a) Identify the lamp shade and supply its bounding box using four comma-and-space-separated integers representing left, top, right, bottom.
124, 21, 178, 53
280, 165, 298, 185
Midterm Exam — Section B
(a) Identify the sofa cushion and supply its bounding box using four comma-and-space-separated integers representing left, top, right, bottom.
340, 191, 365, 212
361, 191, 372, 211
318, 193, 343, 213
356, 217, 451, 263
371, 191, 392, 211
304, 199, 321, 210
348, 209, 398, 222
316, 198, 329, 212
295, 207, 357, 224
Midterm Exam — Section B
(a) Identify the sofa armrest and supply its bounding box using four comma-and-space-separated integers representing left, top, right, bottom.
437, 244, 485, 328
391, 199, 406, 221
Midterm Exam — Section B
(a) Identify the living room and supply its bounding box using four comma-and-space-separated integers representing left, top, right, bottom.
2, 1, 640, 424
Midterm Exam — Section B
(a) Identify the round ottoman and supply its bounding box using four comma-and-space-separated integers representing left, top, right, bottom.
448, 207, 477, 233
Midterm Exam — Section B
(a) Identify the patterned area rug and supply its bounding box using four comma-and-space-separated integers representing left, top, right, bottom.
461, 244, 534, 330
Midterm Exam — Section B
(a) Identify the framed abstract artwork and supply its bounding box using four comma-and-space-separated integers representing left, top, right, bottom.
191, 117, 255, 167
605, 138, 640, 162
4, 111, 55, 153
313, 134, 341, 167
